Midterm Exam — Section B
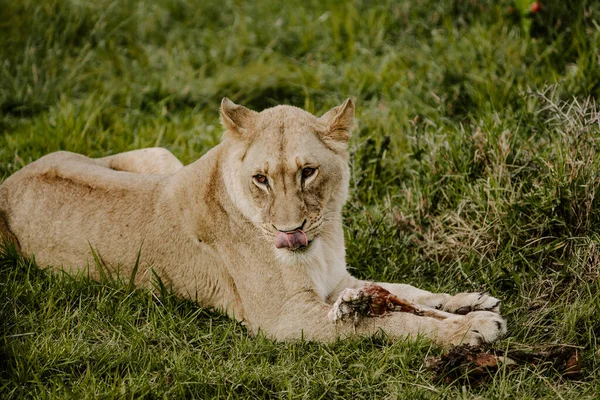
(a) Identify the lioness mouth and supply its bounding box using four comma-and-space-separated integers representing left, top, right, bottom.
274, 230, 308, 250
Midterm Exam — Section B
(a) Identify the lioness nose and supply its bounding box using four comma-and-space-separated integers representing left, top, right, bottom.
273, 219, 306, 233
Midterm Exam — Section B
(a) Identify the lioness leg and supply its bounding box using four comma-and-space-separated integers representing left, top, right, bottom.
364, 281, 501, 314
272, 292, 506, 346
99, 148, 183, 175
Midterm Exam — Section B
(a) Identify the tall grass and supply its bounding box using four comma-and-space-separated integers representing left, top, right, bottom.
2, 0, 600, 397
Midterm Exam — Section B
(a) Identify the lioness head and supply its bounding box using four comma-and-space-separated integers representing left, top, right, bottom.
220, 98, 354, 256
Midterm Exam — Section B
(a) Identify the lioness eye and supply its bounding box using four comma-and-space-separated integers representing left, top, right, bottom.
254, 174, 268, 185
302, 167, 316, 178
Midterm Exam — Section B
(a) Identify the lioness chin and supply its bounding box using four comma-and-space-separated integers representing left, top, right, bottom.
0, 98, 506, 346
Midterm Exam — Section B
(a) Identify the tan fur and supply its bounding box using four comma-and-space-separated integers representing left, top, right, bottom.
0, 99, 506, 346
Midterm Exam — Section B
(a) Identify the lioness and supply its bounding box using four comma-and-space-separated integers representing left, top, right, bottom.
0, 99, 506, 345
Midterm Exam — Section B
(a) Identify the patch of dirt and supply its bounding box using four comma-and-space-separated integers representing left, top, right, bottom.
425, 344, 582, 384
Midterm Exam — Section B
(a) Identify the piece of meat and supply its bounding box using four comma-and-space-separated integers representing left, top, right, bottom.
328, 284, 425, 325
362, 284, 424, 316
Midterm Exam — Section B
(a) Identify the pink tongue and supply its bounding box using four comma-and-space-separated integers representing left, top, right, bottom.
274, 230, 308, 249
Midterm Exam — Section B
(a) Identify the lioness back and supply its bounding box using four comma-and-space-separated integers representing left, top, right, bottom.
0, 151, 165, 274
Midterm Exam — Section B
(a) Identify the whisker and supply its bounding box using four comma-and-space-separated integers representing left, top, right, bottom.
304, 220, 323, 235
259, 224, 277, 239
321, 215, 342, 223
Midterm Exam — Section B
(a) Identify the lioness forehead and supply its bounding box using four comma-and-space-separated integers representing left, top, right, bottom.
254, 105, 323, 132
246, 113, 329, 170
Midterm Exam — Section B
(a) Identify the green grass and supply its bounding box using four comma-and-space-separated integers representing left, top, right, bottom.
2, 0, 600, 397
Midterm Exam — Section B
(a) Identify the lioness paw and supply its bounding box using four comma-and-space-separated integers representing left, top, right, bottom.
328, 285, 423, 324
444, 292, 501, 315
444, 311, 507, 346
328, 288, 367, 324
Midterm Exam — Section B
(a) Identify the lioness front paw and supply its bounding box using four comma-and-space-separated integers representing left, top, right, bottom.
328, 285, 423, 324
444, 311, 507, 346
328, 288, 368, 324
444, 292, 501, 315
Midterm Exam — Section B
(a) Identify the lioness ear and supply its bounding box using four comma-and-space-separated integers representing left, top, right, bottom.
220, 98, 257, 137
319, 98, 355, 142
